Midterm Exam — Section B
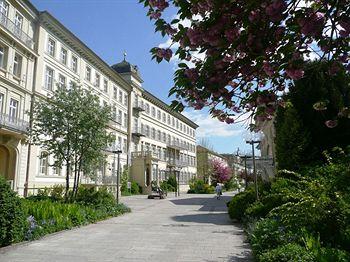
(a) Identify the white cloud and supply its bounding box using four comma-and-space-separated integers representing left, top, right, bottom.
183, 109, 247, 138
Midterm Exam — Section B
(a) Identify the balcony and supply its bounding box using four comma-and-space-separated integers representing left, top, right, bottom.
132, 151, 161, 160
132, 102, 145, 112
166, 158, 188, 168
166, 140, 188, 151
132, 127, 146, 137
0, 113, 29, 133
0, 13, 34, 49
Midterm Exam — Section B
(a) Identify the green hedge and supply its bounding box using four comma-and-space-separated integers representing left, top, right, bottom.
227, 161, 350, 260
0, 176, 26, 247
187, 179, 215, 194
0, 183, 130, 247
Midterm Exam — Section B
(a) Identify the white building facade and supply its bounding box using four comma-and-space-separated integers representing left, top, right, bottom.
0, 0, 197, 195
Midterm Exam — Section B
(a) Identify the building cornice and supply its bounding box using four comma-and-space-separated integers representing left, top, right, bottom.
142, 90, 199, 129
39, 11, 132, 93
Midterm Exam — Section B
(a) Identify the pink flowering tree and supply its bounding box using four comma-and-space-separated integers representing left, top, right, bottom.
211, 158, 232, 183
140, 0, 349, 128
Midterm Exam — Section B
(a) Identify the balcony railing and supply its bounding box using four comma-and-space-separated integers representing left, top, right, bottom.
132, 127, 146, 137
0, 113, 29, 133
132, 102, 145, 112
167, 158, 189, 167
132, 151, 161, 160
0, 12, 34, 49
167, 140, 188, 151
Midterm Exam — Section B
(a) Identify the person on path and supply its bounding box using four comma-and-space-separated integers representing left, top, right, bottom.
215, 183, 222, 199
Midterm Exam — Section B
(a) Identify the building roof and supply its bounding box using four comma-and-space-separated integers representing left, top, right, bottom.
197, 145, 227, 159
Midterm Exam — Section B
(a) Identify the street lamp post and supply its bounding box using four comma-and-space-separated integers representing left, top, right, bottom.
105, 145, 122, 204
245, 131, 264, 201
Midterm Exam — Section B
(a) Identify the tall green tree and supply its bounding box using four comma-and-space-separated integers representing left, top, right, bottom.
275, 62, 350, 170
30, 85, 113, 196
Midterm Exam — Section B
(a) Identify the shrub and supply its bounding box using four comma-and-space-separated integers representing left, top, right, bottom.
258, 243, 315, 262
167, 176, 177, 191
228, 187, 256, 221
223, 177, 238, 191
160, 180, 175, 192
21, 199, 130, 241
249, 218, 300, 256
130, 181, 141, 194
188, 179, 215, 194
74, 186, 116, 211
0, 176, 26, 247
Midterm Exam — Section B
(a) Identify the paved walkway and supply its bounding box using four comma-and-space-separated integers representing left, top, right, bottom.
0, 192, 252, 262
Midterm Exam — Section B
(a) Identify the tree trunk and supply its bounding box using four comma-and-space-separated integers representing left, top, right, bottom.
65, 161, 70, 199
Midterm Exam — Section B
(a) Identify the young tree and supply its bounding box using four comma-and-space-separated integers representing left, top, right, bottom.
211, 158, 232, 183
30, 85, 113, 196
140, 0, 349, 127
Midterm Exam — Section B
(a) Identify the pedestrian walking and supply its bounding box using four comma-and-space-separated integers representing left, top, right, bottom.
215, 183, 222, 199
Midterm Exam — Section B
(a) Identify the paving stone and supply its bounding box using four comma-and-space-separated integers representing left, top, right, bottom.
0, 192, 252, 261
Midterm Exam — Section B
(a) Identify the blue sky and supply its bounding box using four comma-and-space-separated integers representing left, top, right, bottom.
31, 0, 253, 154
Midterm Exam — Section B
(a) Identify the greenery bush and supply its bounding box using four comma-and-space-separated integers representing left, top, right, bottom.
228, 187, 256, 221
0, 176, 26, 247
22, 199, 130, 241
188, 179, 215, 194
167, 176, 178, 191
258, 243, 315, 262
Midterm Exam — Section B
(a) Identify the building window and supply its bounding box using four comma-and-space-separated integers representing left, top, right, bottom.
157, 130, 161, 141
151, 128, 155, 139
95, 73, 100, 88
162, 113, 166, 123
85, 66, 91, 81
45, 66, 54, 90
0, 93, 3, 113
145, 125, 150, 137
124, 94, 128, 106
0, 45, 6, 68
118, 109, 122, 124
71, 55, 78, 72
123, 112, 127, 127
60, 48, 67, 65
151, 107, 155, 117
167, 115, 170, 125
112, 105, 117, 120
118, 90, 123, 104
39, 152, 49, 176
14, 12, 23, 35
145, 103, 150, 114
123, 139, 127, 152
13, 53, 22, 77
58, 74, 66, 88
180, 123, 183, 131
9, 98, 18, 121
113, 86, 117, 99
53, 166, 61, 176
69, 81, 76, 89
157, 110, 161, 120
176, 119, 179, 129
47, 38, 56, 57
103, 79, 108, 93
0, 0, 9, 16
172, 117, 175, 127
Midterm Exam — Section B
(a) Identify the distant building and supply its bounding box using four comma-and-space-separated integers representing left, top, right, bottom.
196, 145, 228, 184
0, 0, 198, 195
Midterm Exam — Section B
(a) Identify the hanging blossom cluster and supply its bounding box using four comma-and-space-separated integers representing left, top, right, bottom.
141, 0, 350, 127
211, 158, 232, 183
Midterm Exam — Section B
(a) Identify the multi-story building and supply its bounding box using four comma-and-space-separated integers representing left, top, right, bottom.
0, 0, 37, 194
112, 59, 198, 193
196, 145, 228, 184
0, 0, 198, 195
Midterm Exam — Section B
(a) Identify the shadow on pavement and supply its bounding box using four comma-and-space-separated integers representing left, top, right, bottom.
171, 213, 232, 225
205, 249, 253, 262
170, 195, 232, 212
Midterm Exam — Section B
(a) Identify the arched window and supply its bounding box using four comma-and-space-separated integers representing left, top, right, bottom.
39, 151, 49, 176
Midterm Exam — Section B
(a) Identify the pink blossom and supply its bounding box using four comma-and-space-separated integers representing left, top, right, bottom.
211, 158, 232, 183
184, 68, 199, 82
225, 118, 234, 124
298, 12, 325, 37
150, 10, 161, 20
285, 68, 304, 80
263, 61, 274, 76
325, 120, 338, 128
186, 28, 202, 46
265, 0, 287, 22
149, 0, 169, 11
